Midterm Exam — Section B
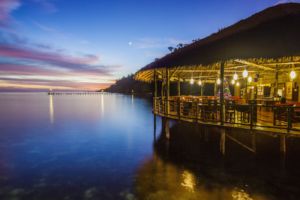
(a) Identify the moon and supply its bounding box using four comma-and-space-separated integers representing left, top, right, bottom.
128, 41, 133, 46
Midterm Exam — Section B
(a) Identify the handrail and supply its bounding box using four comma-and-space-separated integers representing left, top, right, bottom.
153, 96, 300, 133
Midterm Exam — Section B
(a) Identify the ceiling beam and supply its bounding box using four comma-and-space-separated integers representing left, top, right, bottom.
234, 59, 275, 71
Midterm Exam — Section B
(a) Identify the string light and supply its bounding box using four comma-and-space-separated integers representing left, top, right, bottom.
242, 69, 248, 78
290, 70, 296, 80
231, 79, 235, 85
236, 82, 240, 86
247, 76, 252, 83
217, 78, 221, 85
233, 73, 238, 80
198, 80, 202, 86
190, 78, 194, 84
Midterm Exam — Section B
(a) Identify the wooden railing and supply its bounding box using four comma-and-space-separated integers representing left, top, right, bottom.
153, 96, 300, 133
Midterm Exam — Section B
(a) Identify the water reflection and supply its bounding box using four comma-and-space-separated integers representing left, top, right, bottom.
100, 93, 104, 116
181, 170, 196, 192
49, 95, 54, 124
135, 152, 264, 200
134, 122, 300, 200
231, 188, 253, 200
131, 94, 134, 106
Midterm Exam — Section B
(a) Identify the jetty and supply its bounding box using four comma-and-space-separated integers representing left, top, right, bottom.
48, 91, 103, 95
135, 3, 300, 156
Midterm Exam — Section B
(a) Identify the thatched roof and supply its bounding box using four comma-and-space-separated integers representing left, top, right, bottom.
135, 3, 300, 82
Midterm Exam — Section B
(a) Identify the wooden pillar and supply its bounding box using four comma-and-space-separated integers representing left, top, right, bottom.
214, 82, 217, 96
161, 81, 164, 97
280, 135, 286, 156
251, 131, 256, 153
166, 68, 170, 115
274, 67, 279, 97
177, 77, 181, 96
220, 129, 226, 155
153, 114, 156, 142
220, 62, 225, 125
154, 70, 157, 113
162, 117, 170, 140
204, 127, 209, 142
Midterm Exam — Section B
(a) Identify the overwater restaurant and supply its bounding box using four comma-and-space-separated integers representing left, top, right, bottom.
135, 3, 300, 134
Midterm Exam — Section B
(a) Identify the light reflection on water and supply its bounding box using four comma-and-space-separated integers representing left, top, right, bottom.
49, 95, 54, 124
135, 154, 267, 200
0, 93, 298, 200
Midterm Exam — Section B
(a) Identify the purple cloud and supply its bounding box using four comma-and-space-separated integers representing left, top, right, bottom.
0, 0, 21, 27
0, 43, 116, 75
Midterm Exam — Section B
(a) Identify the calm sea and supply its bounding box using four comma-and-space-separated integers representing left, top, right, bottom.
0, 93, 299, 200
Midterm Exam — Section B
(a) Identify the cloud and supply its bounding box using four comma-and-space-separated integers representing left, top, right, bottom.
0, 62, 115, 91
0, 44, 113, 74
0, 1, 119, 91
0, 43, 119, 90
0, 0, 21, 27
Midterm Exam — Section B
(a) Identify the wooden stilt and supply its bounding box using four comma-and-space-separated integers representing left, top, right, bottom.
280, 135, 286, 156
204, 127, 209, 142
165, 118, 170, 139
251, 131, 257, 153
162, 117, 170, 140
220, 129, 226, 155
280, 135, 286, 170
153, 114, 156, 141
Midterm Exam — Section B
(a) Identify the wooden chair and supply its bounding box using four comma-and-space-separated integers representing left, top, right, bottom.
225, 100, 235, 123
204, 99, 218, 121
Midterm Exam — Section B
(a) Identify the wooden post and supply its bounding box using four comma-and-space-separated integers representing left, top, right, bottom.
280, 135, 286, 156
154, 70, 157, 113
166, 68, 170, 115
214, 82, 217, 96
153, 114, 156, 142
162, 117, 170, 140
204, 127, 209, 142
251, 131, 256, 153
220, 129, 226, 155
274, 66, 279, 97
201, 84, 203, 96
177, 77, 180, 96
220, 62, 225, 125
161, 70, 165, 113
177, 76, 181, 118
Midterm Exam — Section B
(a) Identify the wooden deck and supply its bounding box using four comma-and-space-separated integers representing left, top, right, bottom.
154, 97, 300, 137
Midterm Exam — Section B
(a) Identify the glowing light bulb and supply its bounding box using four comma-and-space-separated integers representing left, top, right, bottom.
198, 80, 202, 86
290, 70, 296, 80
231, 79, 235, 85
217, 78, 221, 85
236, 82, 240, 86
233, 73, 238, 80
247, 76, 252, 83
242, 69, 248, 78
190, 78, 194, 84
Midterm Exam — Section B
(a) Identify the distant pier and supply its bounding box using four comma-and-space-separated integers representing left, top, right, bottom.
48, 91, 104, 95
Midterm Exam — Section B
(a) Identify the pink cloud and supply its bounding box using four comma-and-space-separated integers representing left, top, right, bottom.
0, 44, 115, 75
0, 62, 115, 77
0, 0, 21, 27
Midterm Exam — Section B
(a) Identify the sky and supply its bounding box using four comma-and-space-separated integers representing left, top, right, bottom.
0, 0, 299, 91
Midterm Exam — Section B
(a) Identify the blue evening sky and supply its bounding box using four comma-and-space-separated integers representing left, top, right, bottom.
0, 0, 299, 90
